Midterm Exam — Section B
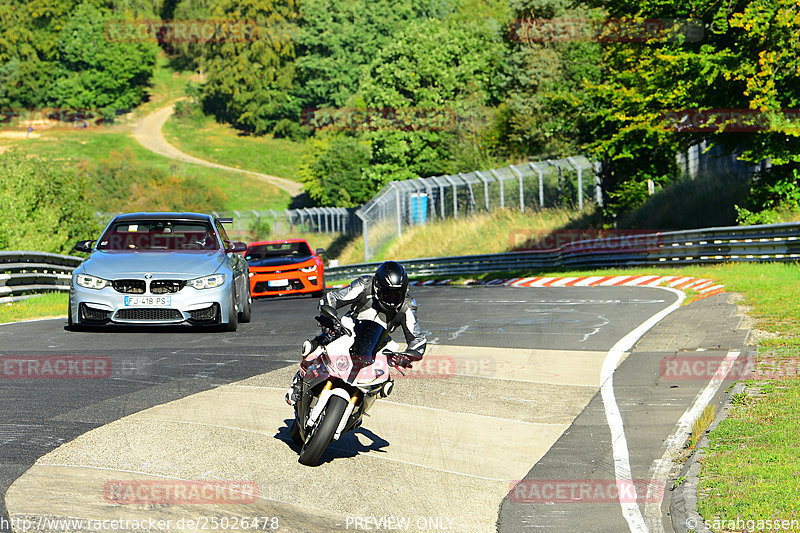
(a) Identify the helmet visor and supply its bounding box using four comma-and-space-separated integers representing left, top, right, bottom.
377, 285, 405, 308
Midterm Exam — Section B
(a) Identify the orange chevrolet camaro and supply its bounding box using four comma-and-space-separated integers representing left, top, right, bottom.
245, 239, 325, 298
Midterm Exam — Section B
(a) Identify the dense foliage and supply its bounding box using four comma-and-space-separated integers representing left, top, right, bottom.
200, 0, 298, 134
0, 0, 158, 117
79, 148, 227, 212
2, 0, 799, 223
578, 0, 800, 218
0, 152, 100, 254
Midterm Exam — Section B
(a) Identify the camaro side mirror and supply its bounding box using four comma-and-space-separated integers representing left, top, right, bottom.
226, 241, 248, 253
315, 248, 325, 255
73, 240, 95, 253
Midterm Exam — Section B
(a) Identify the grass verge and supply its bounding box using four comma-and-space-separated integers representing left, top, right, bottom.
135, 52, 196, 117
335, 207, 586, 264
1, 131, 290, 212
163, 112, 305, 181
691, 263, 800, 529
0, 293, 69, 324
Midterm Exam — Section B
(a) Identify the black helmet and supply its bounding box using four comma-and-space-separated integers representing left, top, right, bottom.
372, 261, 408, 312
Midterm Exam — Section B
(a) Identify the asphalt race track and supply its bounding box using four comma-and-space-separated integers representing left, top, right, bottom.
0, 286, 749, 532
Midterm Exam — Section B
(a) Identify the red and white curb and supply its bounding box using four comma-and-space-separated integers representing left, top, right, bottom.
333, 275, 724, 297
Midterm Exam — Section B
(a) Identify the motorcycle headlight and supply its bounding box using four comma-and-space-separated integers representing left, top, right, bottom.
188, 274, 225, 289
76, 274, 109, 290
300, 265, 317, 273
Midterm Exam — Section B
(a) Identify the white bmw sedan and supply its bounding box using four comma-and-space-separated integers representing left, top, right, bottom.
69, 212, 251, 331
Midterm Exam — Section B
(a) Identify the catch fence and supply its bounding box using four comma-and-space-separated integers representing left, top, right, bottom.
356, 156, 599, 261
96, 208, 361, 241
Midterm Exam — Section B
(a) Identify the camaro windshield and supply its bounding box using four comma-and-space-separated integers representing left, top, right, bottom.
246, 242, 311, 261
96, 220, 219, 251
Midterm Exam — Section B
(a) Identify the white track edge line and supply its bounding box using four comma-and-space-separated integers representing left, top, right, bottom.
643, 350, 740, 532
600, 286, 686, 533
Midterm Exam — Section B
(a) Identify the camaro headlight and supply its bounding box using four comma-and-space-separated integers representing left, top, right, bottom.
76, 274, 109, 290
300, 265, 317, 273
188, 274, 225, 289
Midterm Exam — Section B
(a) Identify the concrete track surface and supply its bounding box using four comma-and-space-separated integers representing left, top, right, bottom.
0, 286, 749, 532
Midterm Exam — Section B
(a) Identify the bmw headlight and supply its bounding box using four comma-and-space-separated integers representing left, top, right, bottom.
188, 274, 225, 289
300, 265, 317, 273
76, 274, 109, 290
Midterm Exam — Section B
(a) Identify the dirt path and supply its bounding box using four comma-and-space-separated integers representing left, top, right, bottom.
133, 104, 303, 197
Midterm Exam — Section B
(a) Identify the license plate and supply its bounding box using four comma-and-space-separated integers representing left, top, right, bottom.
124, 296, 171, 306
268, 279, 289, 287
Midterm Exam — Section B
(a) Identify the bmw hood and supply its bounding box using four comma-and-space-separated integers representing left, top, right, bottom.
80, 251, 227, 278
247, 255, 314, 268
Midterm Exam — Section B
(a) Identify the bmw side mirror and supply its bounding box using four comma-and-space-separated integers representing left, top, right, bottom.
73, 240, 95, 253
316, 248, 325, 255
226, 241, 247, 253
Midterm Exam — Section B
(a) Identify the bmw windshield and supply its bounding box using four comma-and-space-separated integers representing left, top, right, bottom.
96, 220, 219, 251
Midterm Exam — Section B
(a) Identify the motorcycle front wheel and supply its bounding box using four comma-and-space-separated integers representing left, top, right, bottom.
298, 395, 348, 466
289, 419, 303, 445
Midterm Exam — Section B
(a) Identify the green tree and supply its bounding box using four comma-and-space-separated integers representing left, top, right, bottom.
580, 0, 800, 219
356, 18, 507, 182
200, 0, 298, 134
497, 0, 603, 159
0, 152, 100, 254
166, 0, 214, 70
298, 135, 374, 207
292, 0, 442, 111
48, 2, 158, 118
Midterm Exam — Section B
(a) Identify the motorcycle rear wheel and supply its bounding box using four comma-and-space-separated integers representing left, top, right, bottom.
298, 395, 348, 466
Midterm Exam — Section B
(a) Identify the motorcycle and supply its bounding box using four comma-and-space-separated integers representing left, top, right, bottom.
288, 305, 407, 466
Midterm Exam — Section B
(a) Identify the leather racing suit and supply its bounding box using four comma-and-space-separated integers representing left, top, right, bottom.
319, 275, 427, 360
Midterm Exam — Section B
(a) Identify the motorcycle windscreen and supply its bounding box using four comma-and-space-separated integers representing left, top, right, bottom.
349, 320, 389, 368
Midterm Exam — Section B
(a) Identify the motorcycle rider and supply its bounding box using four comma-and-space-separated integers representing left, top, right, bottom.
286, 261, 427, 405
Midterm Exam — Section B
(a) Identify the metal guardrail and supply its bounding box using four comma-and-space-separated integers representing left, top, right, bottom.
325, 222, 800, 282
0, 252, 82, 304
2, 222, 798, 301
